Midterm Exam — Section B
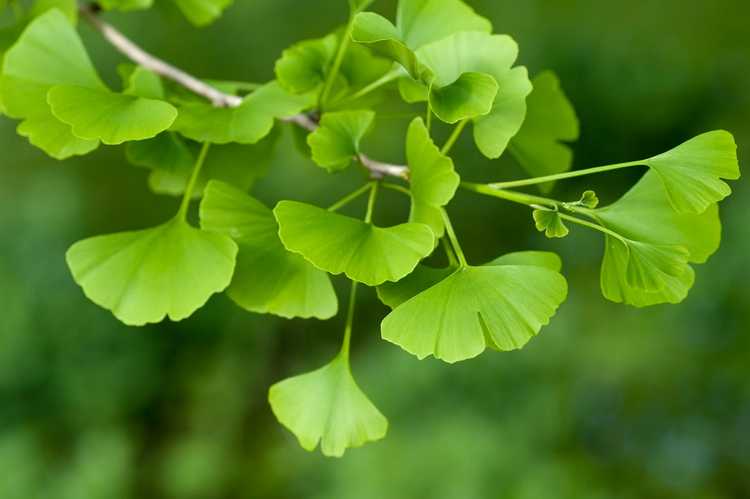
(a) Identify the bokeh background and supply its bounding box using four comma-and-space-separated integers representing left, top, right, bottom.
1, 1, 748, 497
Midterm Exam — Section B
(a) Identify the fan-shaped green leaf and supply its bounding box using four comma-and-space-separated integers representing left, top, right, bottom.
640, 131, 739, 213
416, 31, 531, 154
377, 251, 562, 309
269, 353, 387, 457
571, 190, 599, 209
30, 0, 77, 22
48, 85, 177, 145
126, 132, 194, 174
172, 81, 313, 144
274, 201, 434, 286
533, 209, 569, 238
66, 218, 238, 326
200, 181, 337, 319
352, 13, 422, 79
406, 117, 460, 235
594, 171, 721, 306
428, 71, 498, 123
171, 0, 232, 26
381, 263, 567, 363
510, 71, 579, 191
122, 66, 164, 100
0, 9, 103, 158
308, 110, 375, 172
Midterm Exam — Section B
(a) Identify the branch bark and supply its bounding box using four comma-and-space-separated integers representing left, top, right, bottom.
79, 5, 409, 179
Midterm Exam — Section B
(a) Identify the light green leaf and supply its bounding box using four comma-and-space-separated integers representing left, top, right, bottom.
144, 130, 280, 198
509, 71, 579, 191
48, 85, 177, 145
572, 190, 599, 209
66, 218, 238, 326
308, 110, 375, 172
269, 353, 387, 457
428, 71, 498, 124
381, 263, 568, 363
377, 250, 563, 309
99, 0, 153, 12
533, 209, 569, 238
274, 200, 434, 286
640, 130, 740, 213
0, 9, 103, 158
30, 0, 78, 22
352, 0, 491, 79
126, 132, 194, 173
171, 0, 232, 26
172, 81, 313, 144
416, 31, 531, 154
594, 171, 721, 306
200, 181, 337, 319
406, 117, 460, 236
122, 66, 164, 100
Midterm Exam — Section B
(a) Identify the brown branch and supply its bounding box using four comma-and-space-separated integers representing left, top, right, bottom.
80, 5, 409, 179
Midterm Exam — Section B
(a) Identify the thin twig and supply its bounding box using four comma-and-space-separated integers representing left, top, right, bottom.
80, 4, 410, 178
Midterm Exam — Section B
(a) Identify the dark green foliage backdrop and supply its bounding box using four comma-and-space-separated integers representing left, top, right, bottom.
0, 1, 748, 497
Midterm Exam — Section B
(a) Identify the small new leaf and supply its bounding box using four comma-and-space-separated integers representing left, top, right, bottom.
533, 209, 569, 238
269, 353, 387, 457
171, 0, 233, 27
274, 200, 434, 286
308, 110, 375, 172
576, 190, 599, 209
200, 181, 337, 319
66, 218, 238, 326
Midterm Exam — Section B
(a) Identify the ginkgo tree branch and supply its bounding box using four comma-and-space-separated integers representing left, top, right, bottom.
80, 3, 410, 179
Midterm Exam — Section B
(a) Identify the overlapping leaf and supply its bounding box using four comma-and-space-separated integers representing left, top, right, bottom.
406, 117, 460, 236
171, 0, 233, 26
0, 10, 178, 157
593, 171, 721, 306
510, 71, 579, 190
380, 255, 568, 363
172, 81, 313, 144
308, 110, 375, 171
638, 131, 739, 213
66, 218, 238, 326
269, 353, 387, 457
415, 31, 532, 154
200, 181, 337, 319
533, 209, 569, 238
274, 200, 434, 286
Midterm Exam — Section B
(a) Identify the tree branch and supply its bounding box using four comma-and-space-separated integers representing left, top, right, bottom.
79, 4, 409, 179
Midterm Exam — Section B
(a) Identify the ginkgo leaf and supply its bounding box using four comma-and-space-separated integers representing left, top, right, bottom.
427, 71, 498, 124
594, 171, 721, 306
509, 71, 579, 191
639, 131, 739, 213
307, 110, 375, 172
415, 31, 532, 155
141, 130, 279, 198
274, 200, 434, 286
406, 117, 459, 235
573, 190, 599, 209
352, 0, 491, 79
172, 81, 313, 144
381, 263, 568, 363
533, 209, 569, 238
30, 0, 78, 22
200, 181, 337, 319
122, 66, 164, 100
126, 132, 194, 174
99, 0, 153, 11
171, 0, 232, 26
0, 9, 103, 158
48, 85, 177, 145
66, 217, 238, 326
377, 250, 562, 309
269, 353, 387, 457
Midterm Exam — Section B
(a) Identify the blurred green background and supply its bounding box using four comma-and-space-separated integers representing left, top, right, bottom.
1, 1, 748, 498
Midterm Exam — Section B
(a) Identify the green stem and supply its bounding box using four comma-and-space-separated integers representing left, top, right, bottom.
178, 142, 211, 220
557, 213, 627, 244
489, 161, 641, 189
320, 16, 355, 108
364, 180, 379, 223
381, 182, 411, 197
461, 182, 558, 209
440, 208, 467, 267
426, 105, 433, 133
334, 68, 401, 106
442, 237, 459, 267
328, 183, 373, 212
441, 119, 468, 155
340, 279, 359, 360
